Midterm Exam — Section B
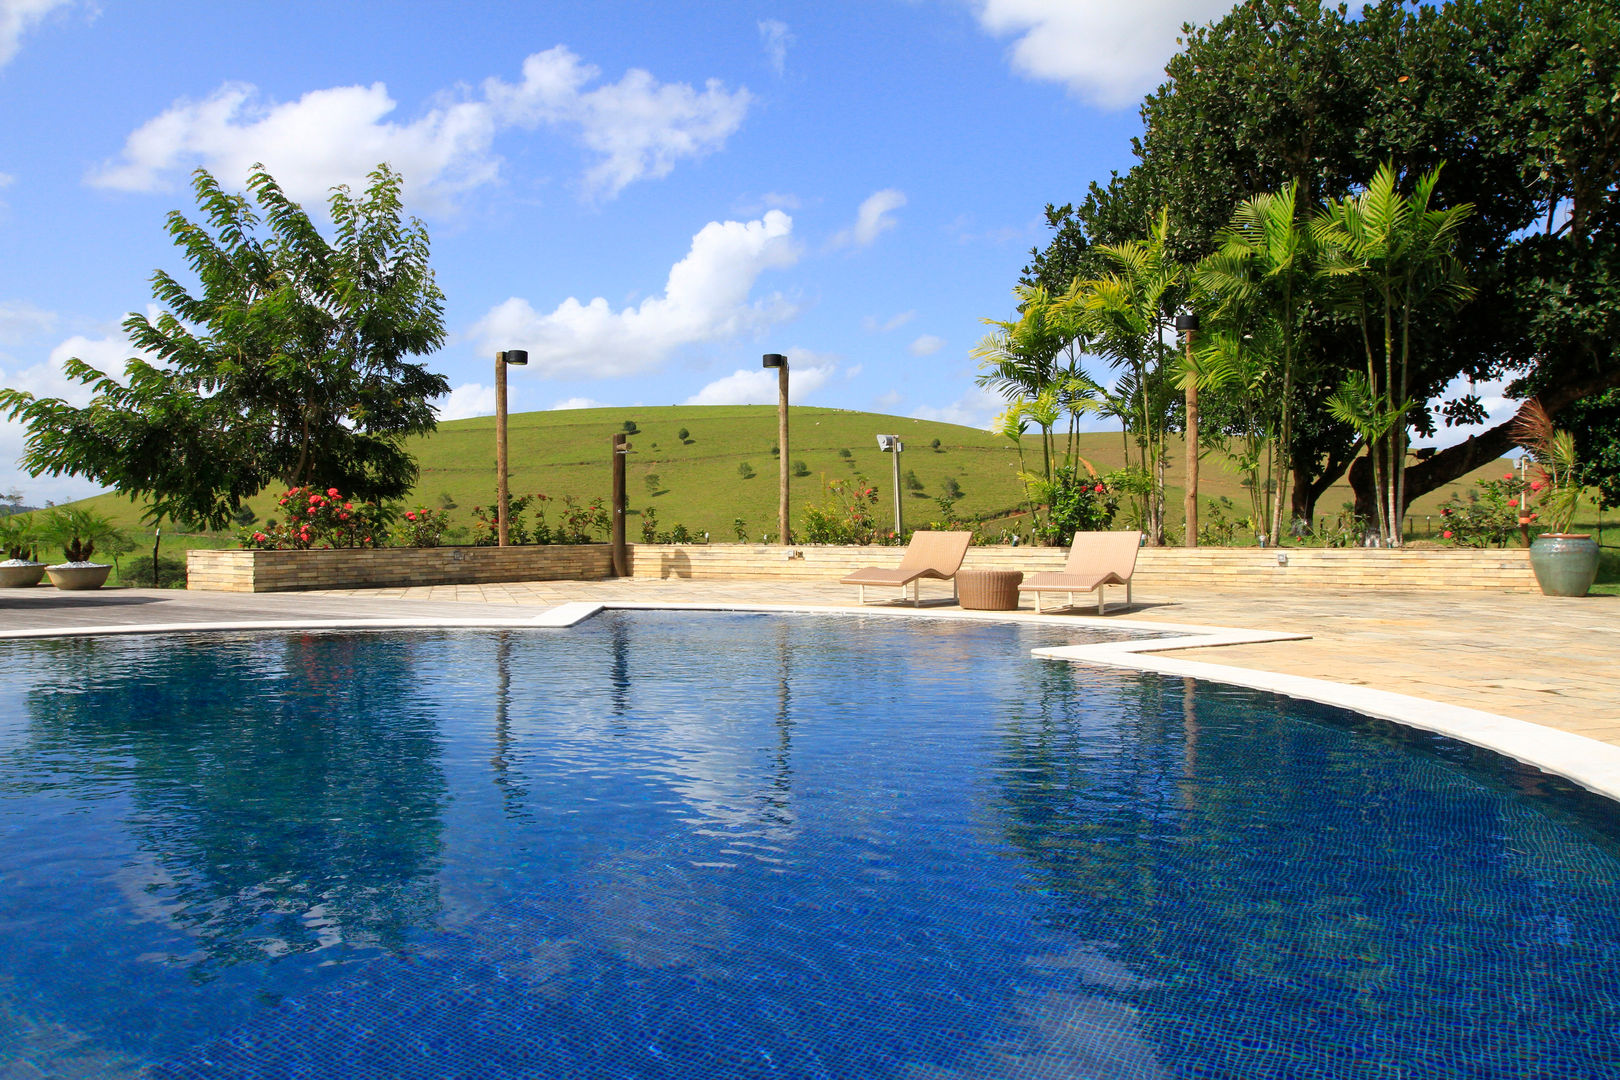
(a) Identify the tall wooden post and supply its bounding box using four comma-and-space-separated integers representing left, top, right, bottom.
1176, 315, 1200, 548
611, 432, 629, 576
496, 353, 510, 547
778, 361, 790, 545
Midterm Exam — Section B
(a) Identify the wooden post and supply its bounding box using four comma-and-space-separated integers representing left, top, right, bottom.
778, 360, 790, 545
611, 432, 628, 576
1181, 321, 1199, 548
496, 353, 510, 547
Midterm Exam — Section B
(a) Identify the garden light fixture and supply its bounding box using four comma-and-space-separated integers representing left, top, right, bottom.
877, 434, 903, 536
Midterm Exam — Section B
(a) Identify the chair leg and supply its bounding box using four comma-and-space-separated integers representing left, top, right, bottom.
858, 584, 866, 604
1097, 586, 1105, 615
912, 580, 920, 607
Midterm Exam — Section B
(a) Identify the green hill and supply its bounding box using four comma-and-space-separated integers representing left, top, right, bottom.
68, 403, 1520, 554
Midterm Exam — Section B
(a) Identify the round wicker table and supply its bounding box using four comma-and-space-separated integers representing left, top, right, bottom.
956, 568, 1024, 611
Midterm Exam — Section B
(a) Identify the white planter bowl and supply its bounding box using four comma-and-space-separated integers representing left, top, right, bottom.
45, 563, 112, 590
0, 562, 47, 588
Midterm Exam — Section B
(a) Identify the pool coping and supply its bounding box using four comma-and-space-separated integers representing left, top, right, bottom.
5, 599, 1618, 805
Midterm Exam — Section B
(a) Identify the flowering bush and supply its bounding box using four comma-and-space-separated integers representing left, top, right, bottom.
1434, 475, 1531, 548
1037, 466, 1119, 547
394, 506, 452, 547
800, 477, 882, 544
638, 507, 696, 544
239, 486, 390, 549
471, 493, 549, 545
558, 495, 611, 544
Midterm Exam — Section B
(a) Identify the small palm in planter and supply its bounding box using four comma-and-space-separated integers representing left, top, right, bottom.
40, 507, 126, 590
0, 512, 46, 587
1514, 401, 1598, 597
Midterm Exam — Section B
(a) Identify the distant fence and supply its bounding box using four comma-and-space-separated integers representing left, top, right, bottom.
190, 542, 1535, 593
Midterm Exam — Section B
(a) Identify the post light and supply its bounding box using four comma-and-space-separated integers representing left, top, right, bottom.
877, 434, 904, 537
763, 353, 789, 545
495, 349, 528, 547
1174, 312, 1200, 548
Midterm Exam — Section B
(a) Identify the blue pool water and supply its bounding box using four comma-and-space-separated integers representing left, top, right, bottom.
0, 611, 1617, 1078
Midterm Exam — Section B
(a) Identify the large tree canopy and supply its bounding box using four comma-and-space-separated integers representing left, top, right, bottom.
1021, 0, 1620, 527
0, 164, 449, 528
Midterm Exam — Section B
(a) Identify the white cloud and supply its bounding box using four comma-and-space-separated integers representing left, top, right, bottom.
844, 364, 863, 380
910, 386, 1005, 429
1428, 376, 1520, 450
862, 310, 915, 334
830, 188, 906, 249
0, 0, 71, 69
470, 210, 800, 379
684, 349, 837, 406
907, 334, 945, 357
0, 300, 56, 344
433, 382, 497, 421
551, 396, 609, 411
759, 20, 794, 76
89, 45, 750, 208
973, 0, 1233, 109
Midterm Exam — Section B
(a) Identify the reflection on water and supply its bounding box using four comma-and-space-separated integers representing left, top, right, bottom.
0, 613, 1616, 1079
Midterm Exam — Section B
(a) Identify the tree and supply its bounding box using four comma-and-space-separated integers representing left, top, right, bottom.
0, 164, 449, 528
1317, 163, 1475, 545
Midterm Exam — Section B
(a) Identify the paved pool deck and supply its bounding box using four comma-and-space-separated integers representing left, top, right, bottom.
3, 577, 1615, 747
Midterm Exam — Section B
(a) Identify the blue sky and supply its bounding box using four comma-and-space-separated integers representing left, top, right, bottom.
8, 0, 1513, 507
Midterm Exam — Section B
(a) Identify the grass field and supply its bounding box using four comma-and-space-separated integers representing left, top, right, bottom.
39, 403, 1616, 584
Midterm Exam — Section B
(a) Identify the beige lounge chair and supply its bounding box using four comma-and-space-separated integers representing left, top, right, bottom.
841, 530, 972, 606
1018, 530, 1142, 614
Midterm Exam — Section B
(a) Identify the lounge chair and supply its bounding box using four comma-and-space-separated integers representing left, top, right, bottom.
840, 530, 972, 606
1018, 530, 1142, 614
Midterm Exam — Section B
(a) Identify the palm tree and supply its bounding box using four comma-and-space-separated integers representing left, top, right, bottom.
1197, 181, 1314, 541
1314, 162, 1473, 546
1060, 210, 1183, 544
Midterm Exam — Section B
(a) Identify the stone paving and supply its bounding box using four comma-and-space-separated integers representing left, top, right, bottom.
2, 577, 1615, 746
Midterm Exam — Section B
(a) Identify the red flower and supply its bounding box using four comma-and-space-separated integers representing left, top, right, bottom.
406, 511, 417, 521
338, 512, 350, 521
252, 532, 267, 542
344, 502, 353, 510
1502, 473, 1513, 481
1530, 480, 1544, 492
327, 487, 340, 497
1530, 512, 1539, 521
309, 495, 321, 504
1093, 484, 1105, 493
1508, 498, 1518, 508
1442, 530, 1453, 539
1440, 507, 1450, 515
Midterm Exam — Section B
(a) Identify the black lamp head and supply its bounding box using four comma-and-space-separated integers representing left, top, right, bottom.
762, 353, 787, 369
1174, 313, 1200, 334
500, 350, 529, 366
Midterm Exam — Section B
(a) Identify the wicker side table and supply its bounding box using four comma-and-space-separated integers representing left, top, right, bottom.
957, 568, 1024, 610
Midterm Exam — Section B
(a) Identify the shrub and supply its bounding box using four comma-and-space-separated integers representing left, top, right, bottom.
240, 486, 390, 549
622, 419, 639, 434
120, 555, 187, 588
733, 517, 749, 542
470, 492, 550, 545
941, 476, 963, 500
904, 469, 924, 491
792, 460, 810, 478
800, 477, 881, 544
395, 506, 452, 547
930, 438, 942, 451
838, 448, 852, 459
557, 495, 610, 543
1037, 468, 1118, 547
677, 427, 691, 443
737, 462, 756, 479
1435, 474, 1529, 547
644, 473, 662, 496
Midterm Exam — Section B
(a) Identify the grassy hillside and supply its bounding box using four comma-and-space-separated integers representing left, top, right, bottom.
61, 404, 1560, 558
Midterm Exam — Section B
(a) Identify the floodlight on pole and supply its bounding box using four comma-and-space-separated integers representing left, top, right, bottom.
495, 349, 527, 547
877, 434, 904, 537
763, 353, 789, 544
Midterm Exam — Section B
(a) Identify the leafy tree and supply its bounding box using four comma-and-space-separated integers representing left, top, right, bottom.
1562, 389, 1620, 508
0, 164, 449, 529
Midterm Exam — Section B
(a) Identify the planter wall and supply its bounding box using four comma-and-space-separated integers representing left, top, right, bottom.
187, 545, 613, 593
630, 543, 1539, 592
187, 542, 1538, 594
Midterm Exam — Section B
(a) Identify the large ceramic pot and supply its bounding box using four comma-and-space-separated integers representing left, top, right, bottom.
1528, 533, 1600, 597
0, 562, 46, 587
45, 563, 112, 591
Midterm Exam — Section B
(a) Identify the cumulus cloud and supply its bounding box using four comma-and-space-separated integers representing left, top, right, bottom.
973, 0, 1233, 108
907, 334, 945, 357
433, 382, 498, 421
910, 386, 1006, 429
470, 210, 800, 379
0, 300, 56, 343
862, 310, 915, 334
551, 396, 610, 411
684, 348, 837, 406
89, 45, 751, 208
0, 0, 71, 69
759, 20, 794, 76
830, 189, 906, 249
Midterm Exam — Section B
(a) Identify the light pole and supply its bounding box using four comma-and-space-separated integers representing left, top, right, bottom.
877, 434, 903, 537
495, 349, 527, 546
763, 353, 789, 544
1175, 311, 1200, 547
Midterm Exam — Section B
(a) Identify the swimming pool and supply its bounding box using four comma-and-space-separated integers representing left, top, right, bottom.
1, 611, 1616, 1078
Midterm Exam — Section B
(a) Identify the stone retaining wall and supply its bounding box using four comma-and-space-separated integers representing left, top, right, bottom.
188, 541, 1536, 593
187, 545, 613, 593
630, 543, 1537, 591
